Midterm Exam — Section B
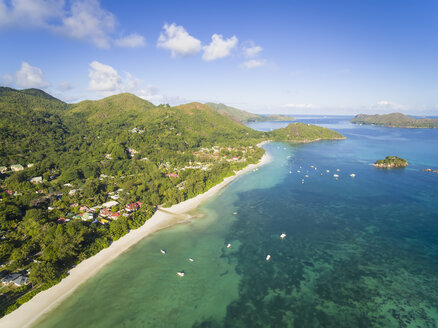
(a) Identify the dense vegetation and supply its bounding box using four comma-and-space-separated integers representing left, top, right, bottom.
0, 87, 343, 316
206, 102, 294, 123
269, 122, 345, 142
351, 113, 438, 128
374, 156, 408, 168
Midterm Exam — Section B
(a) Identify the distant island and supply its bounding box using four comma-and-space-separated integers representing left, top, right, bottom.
0, 87, 343, 317
270, 122, 346, 143
206, 102, 294, 124
351, 113, 438, 128
373, 156, 408, 168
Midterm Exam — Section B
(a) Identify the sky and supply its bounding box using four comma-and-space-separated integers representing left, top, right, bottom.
1, 0, 438, 115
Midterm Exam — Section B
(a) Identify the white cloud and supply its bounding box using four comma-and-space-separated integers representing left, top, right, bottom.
157, 23, 201, 57
373, 100, 405, 111
0, 0, 145, 49
88, 61, 122, 93
87, 61, 182, 105
284, 103, 314, 109
1, 73, 14, 85
57, 0, 115, 48
58, 80, 72, 91
0, 0, 64, 27
3, 61, 50, 88
241, 59, 266, 69
202, 34, 238, 61
114, 33, 146, 48
243, 44, 263, 58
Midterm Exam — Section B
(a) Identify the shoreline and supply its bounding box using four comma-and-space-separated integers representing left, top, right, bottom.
0, 143, 272, 328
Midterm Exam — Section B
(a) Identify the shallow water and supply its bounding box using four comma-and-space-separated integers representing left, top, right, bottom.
35, 118, 438, 327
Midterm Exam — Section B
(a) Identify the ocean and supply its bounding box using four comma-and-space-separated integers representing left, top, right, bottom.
34, 117, 438, 327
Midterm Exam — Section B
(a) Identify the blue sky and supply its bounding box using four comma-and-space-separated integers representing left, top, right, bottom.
1, 0, 437, 115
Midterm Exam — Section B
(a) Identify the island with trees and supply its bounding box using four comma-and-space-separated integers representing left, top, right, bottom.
373, 156, 408, 168
0, 87, 343, 316
351, 113, 438, 128
269, 122, 345, 142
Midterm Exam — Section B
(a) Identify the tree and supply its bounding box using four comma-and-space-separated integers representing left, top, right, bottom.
30, 262, 60, 285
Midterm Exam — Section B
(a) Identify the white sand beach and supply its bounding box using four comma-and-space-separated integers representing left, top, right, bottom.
0, 145, 271, 328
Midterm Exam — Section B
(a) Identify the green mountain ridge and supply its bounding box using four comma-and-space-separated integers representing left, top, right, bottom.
206, 102, 294, 123
351, 113, 438, 128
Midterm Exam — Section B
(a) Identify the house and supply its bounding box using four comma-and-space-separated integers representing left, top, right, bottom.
57, 217, 68, 223
166, 173, 179, 178
99, 218, 109, 224
30, 176, 43, 184
27, 163, 34, 168
82, 212, 94, 220
0, 166, 7, 173
12, 275, 29, 286
69, 189, 77, 195
79, 206, 89, 212
100, 208, 112, 217
102, 200, 118, 208
1, 273, 20, 284
5, 190, 13, 195
126, 201, 142, 212
110, 212, 120, 220
10, 164, 24, 172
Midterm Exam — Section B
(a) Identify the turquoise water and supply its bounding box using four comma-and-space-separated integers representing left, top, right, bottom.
35, 118, 438, 327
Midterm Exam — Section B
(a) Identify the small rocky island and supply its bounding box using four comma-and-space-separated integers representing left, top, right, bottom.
373, 156, 408, 168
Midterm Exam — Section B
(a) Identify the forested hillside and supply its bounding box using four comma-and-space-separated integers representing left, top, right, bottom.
0, 88, 343, 316
351, 113, 438, 128
269, 122, 345, 142
206, 102, 294, 123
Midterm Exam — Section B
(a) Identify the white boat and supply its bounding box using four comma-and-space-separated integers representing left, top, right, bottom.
189, 258, 194, 262
280, 233, 286, 239
305, 175, 309, 178
337, 169, 340, 171
160, 249, 166, 254
177, 272, 185, 277
333, 174, 339, 178
326, 170, 330, 173
297, 170, 301, 173
350, 173, 356, 177
227, 243, 231, 248
233, 212, 238, 215
289, 171, 292, 174
266, 255, 271, 261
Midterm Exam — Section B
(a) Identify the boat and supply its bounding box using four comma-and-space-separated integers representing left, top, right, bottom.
326, 170, 330, 173
233, 212, 238, 215
297, 170, 301, 173
227, 243, 231, 248
266, 255, 271, 261
176, 271, 185, 277
305, 175, 309, 178
160, 249, 166, 254
336, 169, 340, 171
333, 174, 339, 178
289, 171, 292, 174
350, 173, 356, 177
189, 258, 194, 262
280, 233, 286, 239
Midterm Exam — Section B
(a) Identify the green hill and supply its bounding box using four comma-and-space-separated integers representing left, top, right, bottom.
206, 102, 294, 123
351, 113, 438, 128
268, 122, 345, 142
0, 87, 69, 166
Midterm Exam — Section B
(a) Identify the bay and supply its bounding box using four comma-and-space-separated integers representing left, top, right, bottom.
34, 117, 438, 327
